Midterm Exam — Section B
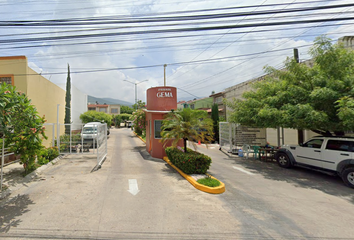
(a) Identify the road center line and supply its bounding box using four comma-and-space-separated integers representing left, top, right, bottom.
233, 166, 255, 175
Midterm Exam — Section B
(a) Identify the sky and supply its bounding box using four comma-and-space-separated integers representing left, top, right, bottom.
1, 0, 354, 105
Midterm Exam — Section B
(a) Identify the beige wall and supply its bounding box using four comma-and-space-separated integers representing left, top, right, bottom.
0, 56, 66, 147
0, 56, 28, 94
108, 104, 121, 115
27, 68, 66, 146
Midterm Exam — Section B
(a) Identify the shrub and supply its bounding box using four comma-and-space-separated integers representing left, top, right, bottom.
165, 147, 212, 174
38, 146, 59, 165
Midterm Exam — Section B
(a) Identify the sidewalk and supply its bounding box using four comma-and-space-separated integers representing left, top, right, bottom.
0, 156, 63, 200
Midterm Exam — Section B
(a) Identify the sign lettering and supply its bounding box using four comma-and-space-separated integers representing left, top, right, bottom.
157, 92, 173, 98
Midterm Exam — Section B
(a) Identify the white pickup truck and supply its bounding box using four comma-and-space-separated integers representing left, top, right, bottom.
275, 136, 354, 188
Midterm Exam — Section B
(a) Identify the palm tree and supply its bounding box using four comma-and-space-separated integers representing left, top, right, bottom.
160, 108, 213, 153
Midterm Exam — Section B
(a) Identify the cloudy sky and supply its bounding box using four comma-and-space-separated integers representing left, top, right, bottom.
1, 0, 354, 104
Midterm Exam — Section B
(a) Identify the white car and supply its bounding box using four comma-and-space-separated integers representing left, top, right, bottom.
275, 136, 354, 188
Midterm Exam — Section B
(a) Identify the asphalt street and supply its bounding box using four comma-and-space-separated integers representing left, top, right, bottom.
1, 128, 354, 239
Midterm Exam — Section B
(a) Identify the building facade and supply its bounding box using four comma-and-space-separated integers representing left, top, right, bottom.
0, 56, 66, 147
87, 103, 121, 115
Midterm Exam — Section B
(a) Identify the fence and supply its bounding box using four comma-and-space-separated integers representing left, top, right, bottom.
219, 122, 267, 153
57, 123, 107, 166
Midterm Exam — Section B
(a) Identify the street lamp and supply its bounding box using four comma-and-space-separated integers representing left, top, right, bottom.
124, 79, 148, 110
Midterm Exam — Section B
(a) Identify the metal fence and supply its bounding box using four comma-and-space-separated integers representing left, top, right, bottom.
219, 122, 267, 153
57, 123, 108, 165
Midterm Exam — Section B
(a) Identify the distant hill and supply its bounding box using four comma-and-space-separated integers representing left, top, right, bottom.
88, 95, 133, 107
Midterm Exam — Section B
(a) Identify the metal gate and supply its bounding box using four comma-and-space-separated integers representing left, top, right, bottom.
219, 122, 266, 153
48, 123, 107, 165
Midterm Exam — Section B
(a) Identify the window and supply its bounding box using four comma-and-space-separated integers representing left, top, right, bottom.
0, 75, 13, 85
302, 139, 324, 149
154, 120, 162, 139
111, 108, 118, 113
99, 108, 107, 112
326, 140, 351, 152
215, 96, 223, 104
190, 104, 195, 109
88, 107, 96, 111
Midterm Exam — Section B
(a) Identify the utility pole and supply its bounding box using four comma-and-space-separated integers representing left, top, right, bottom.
164, 64, 167, 86
124, 79, 148, 110
294, 48, 304, 144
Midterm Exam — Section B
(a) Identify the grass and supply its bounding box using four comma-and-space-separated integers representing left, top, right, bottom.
197, 177, 221, 187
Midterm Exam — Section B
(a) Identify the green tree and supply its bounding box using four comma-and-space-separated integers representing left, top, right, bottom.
133, 100, 146, 110
211, 103, 219, 143
0, 83, 47, 174
225, 36, 354, 136
160, 108, 213, 153
121, 105, 134, 114
64, 64, 71, 134
113, 113, 132, 127
80, 111, 112, 126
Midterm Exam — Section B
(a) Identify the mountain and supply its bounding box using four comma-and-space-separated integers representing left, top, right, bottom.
88, 95, 133, 107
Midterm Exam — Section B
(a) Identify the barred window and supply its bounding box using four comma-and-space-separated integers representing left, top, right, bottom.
0, 76, 12, 85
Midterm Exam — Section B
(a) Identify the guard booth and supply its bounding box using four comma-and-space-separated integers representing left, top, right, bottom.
145, 86, 183, 159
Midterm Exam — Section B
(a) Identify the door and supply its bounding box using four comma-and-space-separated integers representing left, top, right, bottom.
295, 138, 324, 168
322, 139, 353, 171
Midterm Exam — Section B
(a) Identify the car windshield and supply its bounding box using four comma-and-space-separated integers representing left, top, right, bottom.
82, 127, 97, 134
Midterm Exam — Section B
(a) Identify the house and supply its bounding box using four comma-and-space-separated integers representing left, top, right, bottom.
186, 97, 213, 110
209, 91, 226, 120
0, 56, 66, 147
87, 103, 121, 115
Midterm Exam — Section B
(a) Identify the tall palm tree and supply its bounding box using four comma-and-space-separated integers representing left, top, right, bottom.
160, 108, 213, 153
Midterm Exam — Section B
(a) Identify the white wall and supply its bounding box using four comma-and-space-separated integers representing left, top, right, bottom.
71, 84, 87, 130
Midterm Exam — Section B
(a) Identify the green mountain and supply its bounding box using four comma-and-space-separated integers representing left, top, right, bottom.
88, 95, 133, 107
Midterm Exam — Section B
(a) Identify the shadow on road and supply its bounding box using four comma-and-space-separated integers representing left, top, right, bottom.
0, 194, 34, 233
220, 152, 354, 202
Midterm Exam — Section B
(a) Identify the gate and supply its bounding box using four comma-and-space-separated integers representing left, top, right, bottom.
51, 123, 107, 165
219, 122, 266, 153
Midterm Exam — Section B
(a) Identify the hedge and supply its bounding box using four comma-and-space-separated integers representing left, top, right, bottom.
165, 147, 211, 174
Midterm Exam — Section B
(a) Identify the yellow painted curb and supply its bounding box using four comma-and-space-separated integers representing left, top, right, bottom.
133, 131, 146, 143
163, 157, 225, 194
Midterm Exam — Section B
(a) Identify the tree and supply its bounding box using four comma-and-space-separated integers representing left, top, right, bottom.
121, 105, 134, 114
225, 36, 354, 136
113, 113, 132, 127
160, 108, 213, 153
0, 83, 47, 174
211, 103, 219, 143
64, 64, 71, 134
80, 111, 112, 126
132, 100, 146, 110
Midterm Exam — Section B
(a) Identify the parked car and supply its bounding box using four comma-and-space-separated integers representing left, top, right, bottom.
81, 122, 106, 147
275, 136, 354, 188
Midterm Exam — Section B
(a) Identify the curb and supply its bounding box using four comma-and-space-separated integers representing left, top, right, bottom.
163, 156, 225, 194
133, 131, 146, 143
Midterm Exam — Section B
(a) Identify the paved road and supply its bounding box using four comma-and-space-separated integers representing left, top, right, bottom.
1, 129, 238, 239
195, 144, 354, 239
2, 128, 354, 239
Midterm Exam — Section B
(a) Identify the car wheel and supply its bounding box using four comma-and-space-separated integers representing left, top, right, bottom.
341, 167, 354, 188
276, 153, 292, 168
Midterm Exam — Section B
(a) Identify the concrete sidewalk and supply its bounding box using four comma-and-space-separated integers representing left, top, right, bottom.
0, 155, 65, 200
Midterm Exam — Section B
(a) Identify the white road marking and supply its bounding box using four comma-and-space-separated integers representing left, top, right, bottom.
233, 166, 255, 175
128, 179, 140, 195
